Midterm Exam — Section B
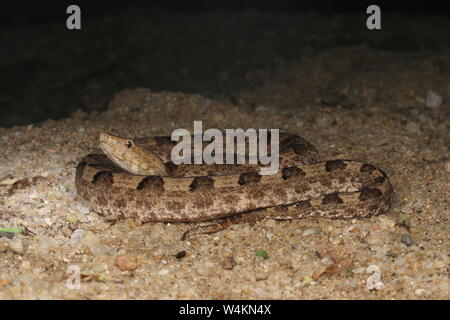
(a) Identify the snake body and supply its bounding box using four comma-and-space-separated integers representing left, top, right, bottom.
75, 132, 392, 239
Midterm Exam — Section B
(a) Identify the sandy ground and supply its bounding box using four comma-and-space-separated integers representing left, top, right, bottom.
0, 7, 449, 299
0, 45, 448, 299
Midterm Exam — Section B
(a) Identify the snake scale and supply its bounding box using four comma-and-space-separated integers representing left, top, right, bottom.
75, 132, 393, 239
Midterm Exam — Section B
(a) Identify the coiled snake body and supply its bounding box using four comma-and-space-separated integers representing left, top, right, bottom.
75, 132, 392, 239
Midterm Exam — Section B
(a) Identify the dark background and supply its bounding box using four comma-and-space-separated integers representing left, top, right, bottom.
1, 1, 449, 127
3, 0, 450, 24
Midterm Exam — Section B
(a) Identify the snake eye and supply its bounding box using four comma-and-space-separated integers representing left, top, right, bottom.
126, 141, 133, 148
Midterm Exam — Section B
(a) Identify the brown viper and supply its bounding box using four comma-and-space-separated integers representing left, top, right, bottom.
75, 132, 393, 240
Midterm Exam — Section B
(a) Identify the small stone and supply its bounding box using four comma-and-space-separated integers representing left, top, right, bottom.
265, 231, 275, 239
302, 227, 322, 237
406, 121, 420, 133
69, 229, 85, 245
265, 219, 276, 227
158, 268, 170, 276
0, 278, 11, 287
115, 255, 139, 271
400, 234, 413, 246
221, 256, 236, 270
0, 239, 9, 252
378, 216, 396, 229
8, 238, 24, 254
89, 244, 112, 256
80, 231, 99, 247
425, 90, 443, 108
225, 230, 237, 240
21, 261, 31, 270
415, 288, 426, 296
444, 161, 450, 173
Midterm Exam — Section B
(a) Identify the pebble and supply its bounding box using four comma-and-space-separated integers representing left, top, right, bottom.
69, 229, 85, 245
0, 239, 9, 252
221, 256, 236, 270
158, 268, 170, 276
264, 219, 276, 227
21, 261, 31, 270
406, 121, 420, 133
265, 231, 275, 239
302, 227, 322, 237
378, 216, 396, 229
425, 90, 443, 108
115, 255, 139, 271
400, 234, 413, 246
89, 244, 113, 256
415, 288, 427, 296
444, 161, 450, 173
8, 238, 24, 254
0, 278, 11, 287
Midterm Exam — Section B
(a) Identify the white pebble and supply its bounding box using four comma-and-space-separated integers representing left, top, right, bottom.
425, 90, 443, 108
158, 269, 170, 276
415, 288, 426, 296
302, 227, 322, 237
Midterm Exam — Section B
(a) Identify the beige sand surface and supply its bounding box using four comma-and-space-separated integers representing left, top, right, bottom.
0, 46, 448, 299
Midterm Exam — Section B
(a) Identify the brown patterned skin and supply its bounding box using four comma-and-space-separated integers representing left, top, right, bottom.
75, 132, 393, 240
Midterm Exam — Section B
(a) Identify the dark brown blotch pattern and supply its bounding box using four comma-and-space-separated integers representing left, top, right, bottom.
374, 176, 386, 184
325, 160, 346, 172
164, 161, 177, 174
137, 176, 164, 191
360, 163, 377, 174
92, 171, 113, 184
292, 144, 308, 155
359, 187, 382, 201
281, 167, 306, 180
189, 176, 215, 191
155, 136, 177, 146
322, 193, 344, 204
279, 135, 306, 150
295, 200, 312, 209
238, 172, 261, 185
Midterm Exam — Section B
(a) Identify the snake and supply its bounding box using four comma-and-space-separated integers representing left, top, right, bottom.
75, 131, 393, 240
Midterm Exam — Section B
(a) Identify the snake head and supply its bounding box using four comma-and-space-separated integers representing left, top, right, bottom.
99, 131, 168, 176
